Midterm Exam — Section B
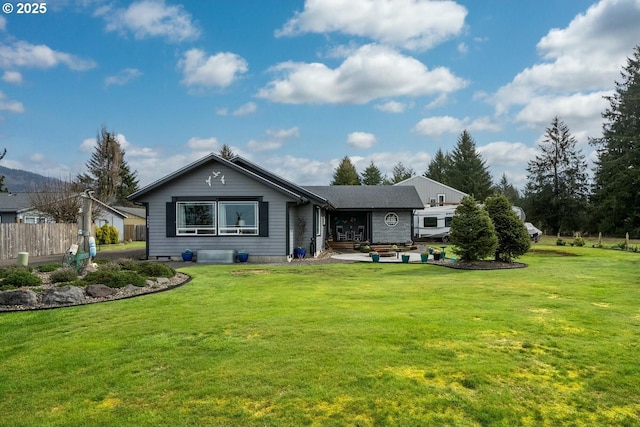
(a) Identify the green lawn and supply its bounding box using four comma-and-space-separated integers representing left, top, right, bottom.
1, 244, 639, 426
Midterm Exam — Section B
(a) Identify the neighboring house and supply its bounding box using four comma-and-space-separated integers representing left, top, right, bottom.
114, 206, 146, 227
394, 175, 468, 207
0, 192, 127, 242
0, 193, 53, 223
127, 153, 423, 262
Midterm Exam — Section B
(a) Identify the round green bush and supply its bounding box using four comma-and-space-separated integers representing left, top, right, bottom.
134, 261, 175, 278
1, 269, 42, 287
49, 267, 78, 284
82, 269, 146, 288
37, 263, 60, 273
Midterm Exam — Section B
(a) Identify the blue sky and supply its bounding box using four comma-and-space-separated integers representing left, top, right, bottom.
1, 0, 639, 191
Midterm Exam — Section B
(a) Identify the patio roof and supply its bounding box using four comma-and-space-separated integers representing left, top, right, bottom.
303, 185, 424, 210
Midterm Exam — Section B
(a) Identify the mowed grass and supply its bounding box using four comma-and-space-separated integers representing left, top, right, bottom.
1, 245, 640, 426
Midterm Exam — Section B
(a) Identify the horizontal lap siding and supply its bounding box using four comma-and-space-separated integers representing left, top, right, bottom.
371, 211, 413, 243
139, 162, 293, 258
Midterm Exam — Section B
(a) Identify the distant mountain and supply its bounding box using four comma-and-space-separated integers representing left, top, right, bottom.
0, 165, 62, 193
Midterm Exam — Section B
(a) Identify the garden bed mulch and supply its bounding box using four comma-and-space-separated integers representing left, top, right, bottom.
442, 260, 527, 270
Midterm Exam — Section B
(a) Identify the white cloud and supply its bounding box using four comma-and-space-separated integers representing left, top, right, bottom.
232, 102, 257, 116
491, 0, 640, 118
216, 108, 228, 116
374, 100, 412, 113
276, 0, 467, 51
246, 127, 300, 152
478, 141, 540, 190
0, 90, 24, 113
178, 49, 248, 88
105, 68, 142, 86
347, 131, 377, 149
186, 137, 220, 151
0, 16, 6, 32
412, 115, 500, 136
457, 42, 468, 54
2, 70, 22, 84
0, 40, 96, 71
266, 127, 300, 139
257, 44, 467, 104
78, 137, 96, 153
96, 0, 200, 43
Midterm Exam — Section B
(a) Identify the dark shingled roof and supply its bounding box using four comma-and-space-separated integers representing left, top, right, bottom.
303, 185, 423, 210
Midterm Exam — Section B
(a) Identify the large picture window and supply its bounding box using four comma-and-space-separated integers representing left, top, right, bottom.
177, 202, 216, 235
218, 201, 258, 235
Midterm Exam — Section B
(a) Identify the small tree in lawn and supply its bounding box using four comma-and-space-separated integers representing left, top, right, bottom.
449, 196, 497, 262
485, 194, 530, 262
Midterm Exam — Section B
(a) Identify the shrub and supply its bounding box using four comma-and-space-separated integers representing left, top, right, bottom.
49, 268, 78, 284
485, 194, 530, 262
449, 196, 497, 262
96, 224, 120, 245
573, 236, 585, 247
113, 258, 139, 271
133, 261, 175, 278
1, 269, 42, 287
37, 263, 61, 273
82, 269, 146, 288
556, 238, 566, 246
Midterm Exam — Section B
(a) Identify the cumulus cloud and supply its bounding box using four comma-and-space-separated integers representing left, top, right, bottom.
178, 49, 248, 88
256, 44, 467, 104
0, 90, 23, 113
347, 131, 377, 149
96, 0, 200, 43
477, 141, 540, 189
2, 70, 22, 84
78, 137, 96, 153
232, 102, 257, 116
276, 0, 467, 51
412, 115, 500, 136
491, 0, 640, 121
0, 41, 96, 71
186, 137, 220, 151
247, 127, 300, 152
374, 100, 413, 113
105, 68, 142, 87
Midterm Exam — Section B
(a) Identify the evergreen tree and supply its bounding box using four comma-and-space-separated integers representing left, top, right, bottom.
424, 148, 451, 184
385, 161, 414, 184
331, 156, 361, 185
219, 144, 235, 160
0, 148, 7, 192
485, 193, 530, 262
449, 195, 497, 262
360, 161, 384, 185
493, 173, 520, 205
525, 117, 588, 234
448, 130, 493, 201
77, 127, 139, 205
591, 45, 640, 236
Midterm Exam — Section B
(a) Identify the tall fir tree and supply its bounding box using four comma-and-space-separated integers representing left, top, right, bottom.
591, 45, 640, 236
219, 144, 236, 160
331, 156, 361, 185
493, 173, 520, 205
0, 148, 7, 192
77, 127, 139, 205
360, 161, 384, 185
448, 130, 493, 201
524, 117, 588, 234
424, 148, 451, 184
449, 195, 497, 262
485, 193, 530, 262
384, 161, 414, 184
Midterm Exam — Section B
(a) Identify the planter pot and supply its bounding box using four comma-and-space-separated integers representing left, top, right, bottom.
401, 254, 410, 263
182, 252, 193, 262
371, 254, 380, 262
420, 253, 429, 263
237, 252, 249, 263
433, 253, 441, 261
294, 247, 306, 259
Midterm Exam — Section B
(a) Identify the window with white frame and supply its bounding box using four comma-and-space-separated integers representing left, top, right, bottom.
176, 202, 216, 235
218, 201, 258, 235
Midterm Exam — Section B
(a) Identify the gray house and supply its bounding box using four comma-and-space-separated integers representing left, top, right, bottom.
395, 175, 468, 207
128, 153, 423, 262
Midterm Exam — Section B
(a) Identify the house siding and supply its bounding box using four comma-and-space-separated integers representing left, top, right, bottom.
136, 161, 300, 260
371, 210, 413, 243
396, 176, 467, 206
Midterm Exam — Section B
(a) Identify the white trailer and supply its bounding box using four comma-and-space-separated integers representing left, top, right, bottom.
413, 204, 539, 242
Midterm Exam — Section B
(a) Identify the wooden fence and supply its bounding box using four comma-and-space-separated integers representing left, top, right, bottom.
124, 225, 146, 242
0, 223, 78, 261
